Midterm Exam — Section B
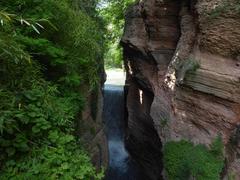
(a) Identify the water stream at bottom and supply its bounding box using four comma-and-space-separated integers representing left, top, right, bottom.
103, 85, 142, 180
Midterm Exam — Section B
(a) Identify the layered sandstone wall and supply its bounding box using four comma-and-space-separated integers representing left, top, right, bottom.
122, 0, 240, 178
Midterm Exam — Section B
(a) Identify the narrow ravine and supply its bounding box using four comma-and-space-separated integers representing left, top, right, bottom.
103, 84, 143, 180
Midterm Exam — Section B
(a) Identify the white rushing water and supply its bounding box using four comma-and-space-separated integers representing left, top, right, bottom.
105, 68, 126, 86
103, 82, 143, 180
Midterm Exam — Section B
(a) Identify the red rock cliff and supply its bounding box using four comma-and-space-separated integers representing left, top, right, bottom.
121, 0, 240, 178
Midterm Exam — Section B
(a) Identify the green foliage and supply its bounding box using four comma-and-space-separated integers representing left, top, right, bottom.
163, 137, 224, 180
104, 43, 123, 68
0, 0, 105, 178
99, 0, 136, 68
0, 0, 104, 89
210, 136, 224, 157
176, 57, 200, 73
0, 133, 104, 180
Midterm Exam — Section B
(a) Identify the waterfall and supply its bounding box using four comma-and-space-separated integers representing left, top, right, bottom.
103, 85, 143, 180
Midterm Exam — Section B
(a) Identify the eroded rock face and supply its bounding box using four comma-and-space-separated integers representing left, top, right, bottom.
122, 0, 240, 178
77, 86, 108, 169
125, 80, 163, 180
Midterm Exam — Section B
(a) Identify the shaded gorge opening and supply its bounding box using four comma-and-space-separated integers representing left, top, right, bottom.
103, 71, 146, 179
99, 0, 163, 179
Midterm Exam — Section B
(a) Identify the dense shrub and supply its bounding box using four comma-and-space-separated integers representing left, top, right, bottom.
163, 137, 224, 180
0, 0, 105, 179
0, 133, 103, 179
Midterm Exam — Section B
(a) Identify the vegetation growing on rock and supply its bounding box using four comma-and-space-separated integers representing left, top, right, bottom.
0, 0, 105, 178
163, 137, 224, 180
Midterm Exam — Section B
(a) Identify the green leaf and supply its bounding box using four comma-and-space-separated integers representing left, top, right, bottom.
28, 111, 37, 118
32, 125, 40, 133
6, 147, 16, 156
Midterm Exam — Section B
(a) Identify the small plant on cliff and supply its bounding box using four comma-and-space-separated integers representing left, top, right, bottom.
208, 0, 230, 19
176, 57, 200, 84
228, 172, 237, 180
163, 137, 224, 180
208, 0, 240, 19
160, 117, 168, 128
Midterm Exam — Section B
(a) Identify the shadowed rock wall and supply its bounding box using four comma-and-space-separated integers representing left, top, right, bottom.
77, 74, 108, 170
